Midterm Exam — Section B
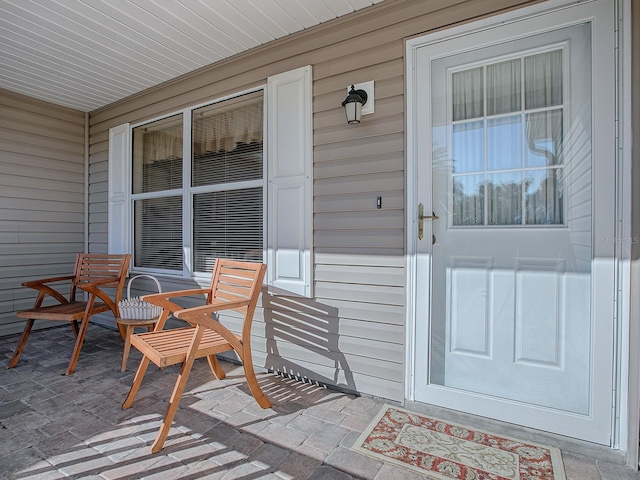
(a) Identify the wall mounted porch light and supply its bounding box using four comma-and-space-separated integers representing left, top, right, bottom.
342, 85, 368, 124
341, 81, 374, 125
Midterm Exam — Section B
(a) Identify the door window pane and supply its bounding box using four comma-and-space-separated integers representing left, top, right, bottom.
487, 59, 521, 115
525, 50, 563, 109
487, 115, 522, 170
487, 172, 522, 225
526, 169, 563, 225
452, 174, 485, 225
525, 109, 563, 166
453, 121, 484, 173
452, 67, 484, 121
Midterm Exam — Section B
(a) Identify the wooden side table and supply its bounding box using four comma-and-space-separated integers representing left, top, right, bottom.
116, 317, 158, 372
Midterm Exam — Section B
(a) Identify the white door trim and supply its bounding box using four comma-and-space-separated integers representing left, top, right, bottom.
404, 0, 625, 447
616, 0, 636, 463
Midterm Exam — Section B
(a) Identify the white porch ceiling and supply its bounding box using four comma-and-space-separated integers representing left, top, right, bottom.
0, 0, 385, 112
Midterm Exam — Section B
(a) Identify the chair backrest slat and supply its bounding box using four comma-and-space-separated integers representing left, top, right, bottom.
219, 274, 254, 287
209, 259, 266, 320
220, 266, 257, 278
216, 283, 252, 297
71, 253, 130, 303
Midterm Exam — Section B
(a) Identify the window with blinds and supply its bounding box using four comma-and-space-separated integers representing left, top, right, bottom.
192, 92, 263, 272
131, 91, 264, 274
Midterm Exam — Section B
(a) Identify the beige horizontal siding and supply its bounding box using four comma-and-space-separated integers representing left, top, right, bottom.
0, 89, 85, 336
315, 190, 403, 213
87, 0, 539, 402
314, 153, 403, 179
314, 264, 405, 285
0, 129, 82, 155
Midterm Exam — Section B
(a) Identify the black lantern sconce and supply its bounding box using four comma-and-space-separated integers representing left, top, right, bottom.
342, 85, 368, 125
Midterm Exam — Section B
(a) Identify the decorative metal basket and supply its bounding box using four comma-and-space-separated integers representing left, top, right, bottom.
118, 275, 162, 320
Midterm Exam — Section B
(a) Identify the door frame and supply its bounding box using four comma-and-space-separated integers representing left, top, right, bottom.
617, 0, 636, 465
404, 0, 634, 455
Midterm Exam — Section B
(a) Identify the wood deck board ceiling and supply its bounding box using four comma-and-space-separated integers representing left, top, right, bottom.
0, 0, 385, 112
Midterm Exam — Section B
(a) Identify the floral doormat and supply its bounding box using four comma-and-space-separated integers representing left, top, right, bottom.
352, 405, 566, 480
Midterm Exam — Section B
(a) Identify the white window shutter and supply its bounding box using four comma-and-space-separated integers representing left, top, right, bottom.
108, 123, 131, 254
267, 66, 313, 297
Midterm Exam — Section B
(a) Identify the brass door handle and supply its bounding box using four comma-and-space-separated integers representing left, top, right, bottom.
418, 203, 438, 240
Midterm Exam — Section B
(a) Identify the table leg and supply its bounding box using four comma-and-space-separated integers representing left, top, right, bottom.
121, 324, 134, 372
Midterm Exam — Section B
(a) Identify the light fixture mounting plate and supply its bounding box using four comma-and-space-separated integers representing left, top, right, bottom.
346, 81, 374, 116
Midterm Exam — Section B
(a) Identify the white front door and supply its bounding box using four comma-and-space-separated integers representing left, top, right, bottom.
409, 1, 616, 444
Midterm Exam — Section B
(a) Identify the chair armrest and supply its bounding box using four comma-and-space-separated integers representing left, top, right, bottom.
143, 289, 210, 304
173, 299, 250, 323
22, 275, 76, 305
22, 275, 75, 288
142, 289, 210, 310
140, 289, 211, 330
78, 277, 125, 315
174, 300, 251, 352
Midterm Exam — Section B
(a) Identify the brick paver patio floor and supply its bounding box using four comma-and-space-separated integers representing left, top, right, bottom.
1, 323, 637, 479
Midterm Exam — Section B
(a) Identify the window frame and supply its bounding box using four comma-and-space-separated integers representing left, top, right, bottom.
129, 85, 267, 280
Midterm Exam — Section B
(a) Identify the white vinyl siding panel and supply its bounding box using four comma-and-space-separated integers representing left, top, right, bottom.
0, 89, 85, 336
88, 0, 538, 403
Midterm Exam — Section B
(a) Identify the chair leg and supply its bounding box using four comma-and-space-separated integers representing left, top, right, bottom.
151, 356, 197, 453
71, 320, 79, 338
120, 325, 134, 372
7, 319, 35, 369
206, 355, 226, 380
122, 356, 151, 409
66, 316, 91, 375
242, 351, 271, 409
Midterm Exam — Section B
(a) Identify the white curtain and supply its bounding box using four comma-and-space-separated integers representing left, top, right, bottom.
525, 50, 563, 109
142, 125, 183, 164
487, 59, 521, 116
452, 67, 483, 121
193, 99, 263, 156
140, 97, 263, 164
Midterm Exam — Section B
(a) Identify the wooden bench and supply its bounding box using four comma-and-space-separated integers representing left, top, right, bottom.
8, 253, 130, 375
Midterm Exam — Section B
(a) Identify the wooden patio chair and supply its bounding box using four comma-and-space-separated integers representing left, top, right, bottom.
8, 253, 131, 375
122, 259, 269, 453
